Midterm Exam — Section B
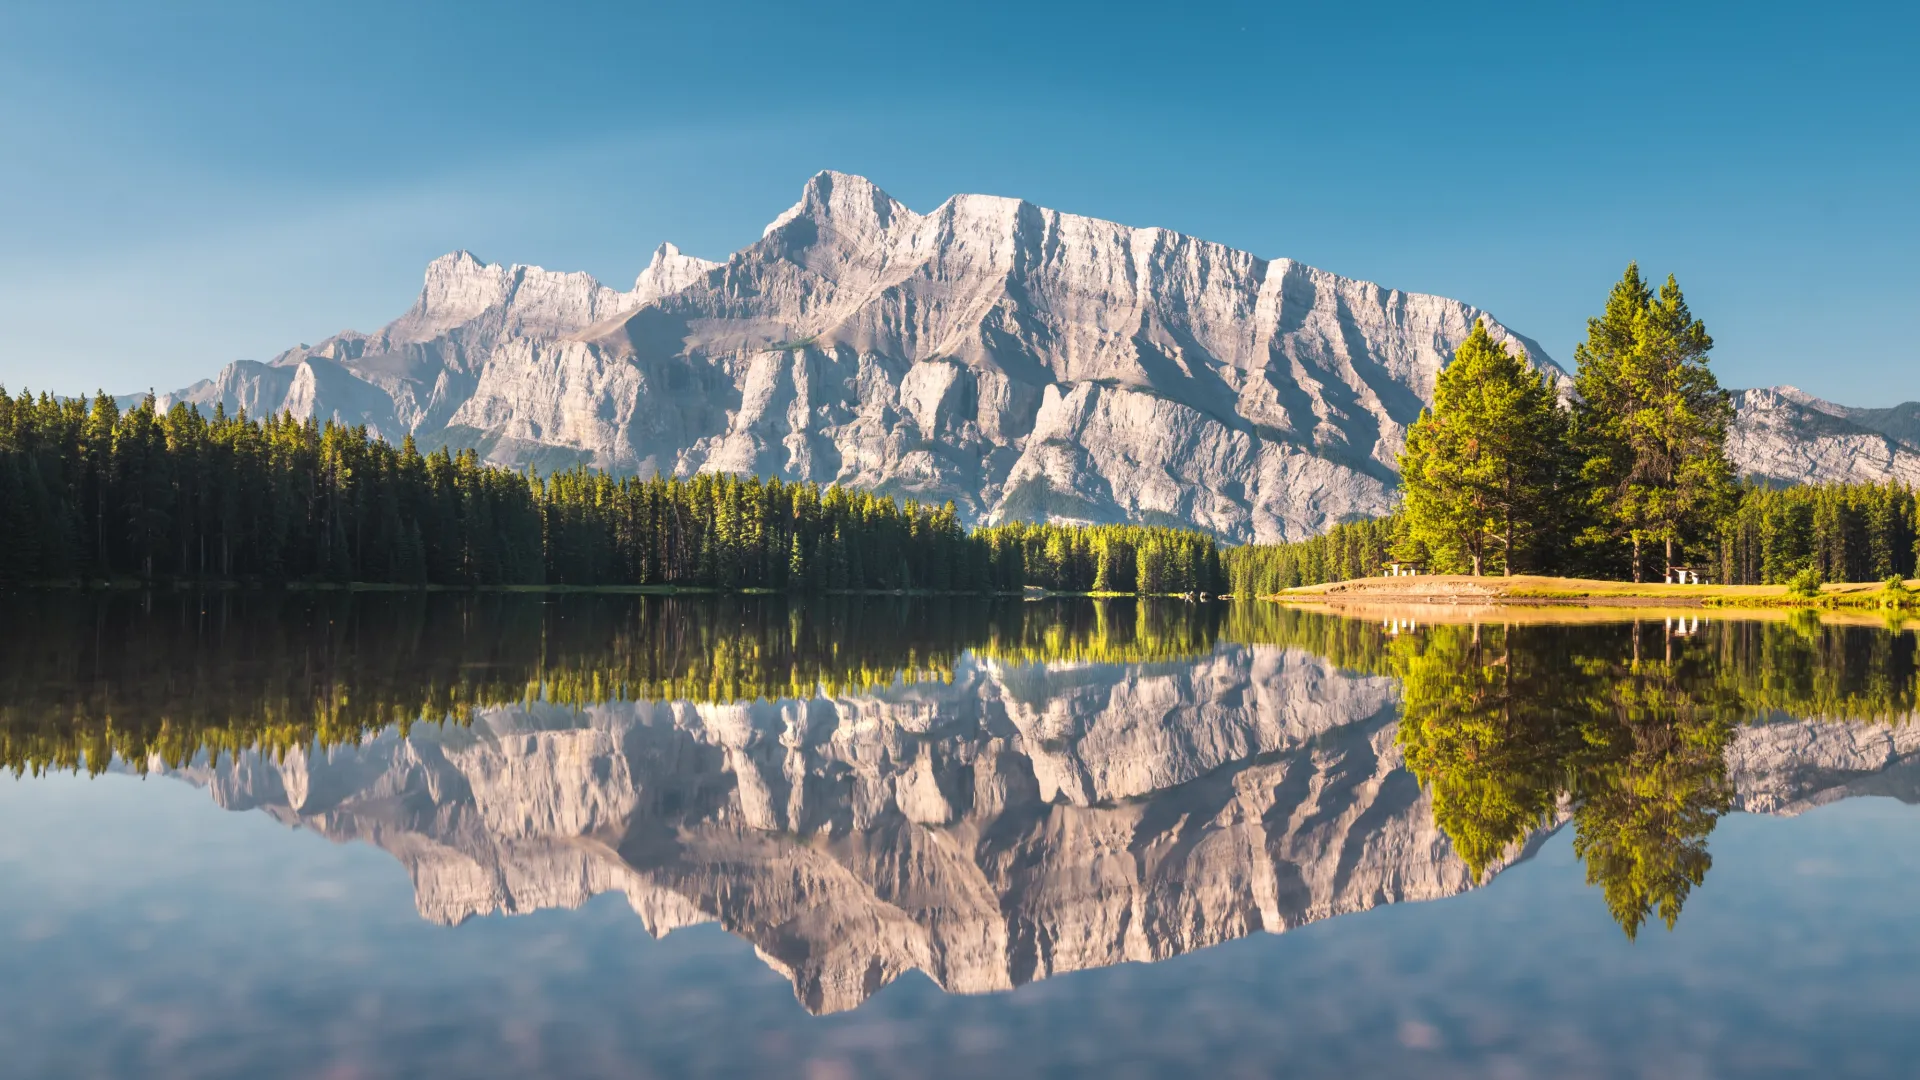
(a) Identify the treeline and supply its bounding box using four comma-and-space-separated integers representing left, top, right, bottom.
1231, 479, 1920, 593
537, 464, 997, 592
0, 389, 1220, 594
976, 521, 1224, 596
1719, 481, 1918, 586
1221, 516, 1400, 596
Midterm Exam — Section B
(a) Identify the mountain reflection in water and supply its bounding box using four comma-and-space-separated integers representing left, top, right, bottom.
5, 594, 1920, 1013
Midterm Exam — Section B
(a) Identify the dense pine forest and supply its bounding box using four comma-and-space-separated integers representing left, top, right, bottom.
1222, 516, 1403, 596
0, 389, 1223, 595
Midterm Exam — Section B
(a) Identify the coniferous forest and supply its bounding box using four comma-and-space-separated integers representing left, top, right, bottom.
0, 388, 1224, 595
1221, 481, 1920, 596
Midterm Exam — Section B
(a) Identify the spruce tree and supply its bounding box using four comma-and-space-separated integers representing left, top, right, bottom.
1573, 265, 1735, 580
1398, 320, 1568, 575
0, 454, 33, 587
788, 532, 807, 593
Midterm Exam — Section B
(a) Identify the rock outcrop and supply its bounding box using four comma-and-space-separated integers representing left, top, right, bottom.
1725, 715, 1920, 813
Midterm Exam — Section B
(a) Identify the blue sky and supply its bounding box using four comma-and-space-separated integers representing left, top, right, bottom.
1, 0, 1914, 403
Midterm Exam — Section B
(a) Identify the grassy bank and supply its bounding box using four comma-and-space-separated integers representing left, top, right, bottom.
1268, 574, 1920, 610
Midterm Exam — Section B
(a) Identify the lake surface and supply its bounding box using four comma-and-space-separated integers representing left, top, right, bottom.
4, 593, 1920, 1078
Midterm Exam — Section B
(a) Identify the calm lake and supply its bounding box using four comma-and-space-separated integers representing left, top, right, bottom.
4, 594, 1920, 1078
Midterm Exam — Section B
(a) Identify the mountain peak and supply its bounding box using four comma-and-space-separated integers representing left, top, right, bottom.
632, 242, 721, 301
763, 170, 905, 239
412, 250, 513, 332
425, 249, 487, 274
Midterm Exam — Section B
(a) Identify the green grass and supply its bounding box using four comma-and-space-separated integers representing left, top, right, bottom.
1274, 573, 1920, 610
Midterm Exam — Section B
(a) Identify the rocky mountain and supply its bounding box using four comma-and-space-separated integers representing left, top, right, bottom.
149, 172, 1912, 540
1728, 386, 1920, 487
159, 642, 1920, 1014
155, 172, 1557, 542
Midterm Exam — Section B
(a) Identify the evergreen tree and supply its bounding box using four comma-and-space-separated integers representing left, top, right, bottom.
0, 454, 35, 587
1574, 265, 1735, 580
1398, 320, 1568, 575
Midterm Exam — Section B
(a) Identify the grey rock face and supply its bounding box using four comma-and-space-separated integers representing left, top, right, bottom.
153, 173, 1554, 541
1727, 386, 1920, 486
1725, 716, 1920, 813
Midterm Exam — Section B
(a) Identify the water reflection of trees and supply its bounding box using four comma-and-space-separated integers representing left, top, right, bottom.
1215, 606, 1919, 937
1393, 620, 1848, 939
0, 592, 1225, 775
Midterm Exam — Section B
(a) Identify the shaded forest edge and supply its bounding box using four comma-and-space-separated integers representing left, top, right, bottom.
2, 592, 1227, 774
0, 388, 1221, 595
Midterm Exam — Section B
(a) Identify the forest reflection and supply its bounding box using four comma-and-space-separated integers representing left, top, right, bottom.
3, 595, 1917, 779
0, 591, 1228, 774
5, 594, 1919, 943
1394, 622, 1738, 938
1310, 613, 1920, 936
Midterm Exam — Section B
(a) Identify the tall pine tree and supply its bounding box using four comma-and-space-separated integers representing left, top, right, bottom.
1398, 320, 1569, 575
1573, 265, 1734, 580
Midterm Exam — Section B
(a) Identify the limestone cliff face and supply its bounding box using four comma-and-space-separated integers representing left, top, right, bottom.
153, 173, 1556, 540
1727, 386, 1920, 487
161, 243, 726, 449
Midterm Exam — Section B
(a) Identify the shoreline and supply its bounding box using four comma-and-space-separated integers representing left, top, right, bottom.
1262, 573, 1914, 610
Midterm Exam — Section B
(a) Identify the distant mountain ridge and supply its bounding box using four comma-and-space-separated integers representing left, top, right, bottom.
1727, 386, 1920, 487
143, 172, 1910, 540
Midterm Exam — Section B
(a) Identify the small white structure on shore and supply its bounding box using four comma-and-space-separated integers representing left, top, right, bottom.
1383, 562, 1424, 578
1665, 565, 1704, 584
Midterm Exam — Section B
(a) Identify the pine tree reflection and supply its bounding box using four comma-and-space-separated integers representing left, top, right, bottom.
1396, 620, 1747, 938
